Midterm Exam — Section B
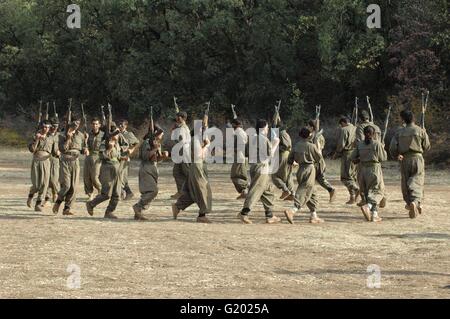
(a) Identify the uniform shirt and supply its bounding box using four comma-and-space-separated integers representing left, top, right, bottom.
356, 121, 382, 143
289, 139, 324, 169
336, 124, 356, 153
247, 133, 272, 165
87, 130, 105, 154
59, 131, 85, 154
389, 123, 431, 158
309, 132, 325, 154
234, 127, 248, 163
139, 138, 161, 164
28, 133, 57, 155
120, 130, 139, 159
278, 129, 292, 153
352, 140, 387, 164
100, 141, 121, 164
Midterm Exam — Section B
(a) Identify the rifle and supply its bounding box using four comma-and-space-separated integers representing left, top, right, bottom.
37, 100, 43, 129
107, 103, 113, 138
272, 99, 281, 128
421, 90, 429, 129
65, 98, 73, 136
45, 102, 50, 120
202, 101, 211, 144
382, 105, 392, 145
173, 96, 180, 113
231, 104, 238, 120
366, 96, 374, 122
148, 105, 162, 157
53, 101, 58, 121
100, 105, 106, 127
352, 97, 359, 125
315, 105, 321, 131
81, 103, 88, 132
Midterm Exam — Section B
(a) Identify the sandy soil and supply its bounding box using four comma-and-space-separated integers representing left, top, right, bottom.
0, 149, 449, 298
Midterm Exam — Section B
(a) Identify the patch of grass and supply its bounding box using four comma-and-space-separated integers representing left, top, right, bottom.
0, 128, 28, 148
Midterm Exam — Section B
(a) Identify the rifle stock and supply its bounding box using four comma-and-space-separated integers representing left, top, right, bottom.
45, 102, 49, 120
382, 105, 392, 144
53, 101, 58, 121
174, 96, 180, 113
231, 104, 237, 120
366, 96, 374, 122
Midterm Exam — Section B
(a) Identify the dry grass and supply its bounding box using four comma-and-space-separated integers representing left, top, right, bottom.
0, 149, 449, 298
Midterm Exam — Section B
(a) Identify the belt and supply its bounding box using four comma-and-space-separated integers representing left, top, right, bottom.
360, 162, 380, 167
33, 151, 51, 161
62, 152, 80, 161
403, 151, 423, 158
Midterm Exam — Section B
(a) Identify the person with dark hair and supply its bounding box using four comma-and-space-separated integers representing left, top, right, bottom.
43, 117, 61, 206
351, 125, 387, 222
118, 119, 139, 201
230, 118, 249, 199
238, 119, 281, 224
271, 118, 295, 201
132, 127, 169, 221
27, 120, 58, 212
389, 109, 430, 218
84, 117, 104, 200
86, 124, 122, 219
307, 119, 336, 202
52, 117, 87, 216
172, 122, 212, 224
355, 109, 387, 208
283, 127, 325, 224
335, 116, 360, 204
170, 111, 191, 199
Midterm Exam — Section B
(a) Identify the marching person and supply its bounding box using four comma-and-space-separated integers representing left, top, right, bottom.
238, 119, 281, 224
53, 116, 87, 216
118, 119, 139, 201
351, 126, 387, 222
284, 127, 325, 224
230, 118, 249, 199
307, 119, 336, 202
86, 124, 122, 219
272, 119, 295, 201
171, 111, 191, 199
335, 116, 360, 204
132, 127, 168, 221
43, 117, 61, 206
355, 110, 387, 208
172, 127, 212, 224
27, 120, 58, 212
389, 110, 431, 218
84, 117, 104, 200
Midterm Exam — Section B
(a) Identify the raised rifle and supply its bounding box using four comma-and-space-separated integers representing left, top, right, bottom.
272, 99, 281, 128
45, 102, 50, 120
421, 90, 429, 129
314, 105, 324, 144
352, 97, 359, 126
53, 101, 58, 121
66, 98, 72, 132
174, 96, 180, 113
231, 104, 238, 120
148, 105, 162, 157
382, 105, 392, 145
100, 105, 106, 127
37, 100, 43, 129
366, 96, 374, 122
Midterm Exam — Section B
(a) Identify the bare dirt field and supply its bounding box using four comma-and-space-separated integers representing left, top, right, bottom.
0, 149, 449, 298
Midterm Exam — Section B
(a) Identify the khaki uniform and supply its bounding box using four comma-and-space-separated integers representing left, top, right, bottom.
351, 140, 387, 207
84, 130, 104, 195
134, 139, 160, 211
90, 141, 122, 213
288, 139, 324, 211
28, 133, 57, 204
310, 132, 333, 192
172, 122, 191, 193
175, 138, 212, 215
57, 131, 85, 209
389, 123, 430, 206
336, 124, 359, 195
272, 129, 295, 194
230, 127, 249, 193
119, 130, 139, 196
46, 132, 61, 201
241, 134, 275, 217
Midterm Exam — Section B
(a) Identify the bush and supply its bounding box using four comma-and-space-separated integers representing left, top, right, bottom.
0, 127, 28, 147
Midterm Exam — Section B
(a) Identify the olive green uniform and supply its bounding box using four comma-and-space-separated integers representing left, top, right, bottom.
351, 140, 387, 207
230, 127, 249, 193
45, 132, 61, 201
84, 130, 104, 196
175, 138, 212, 215
172, 122, 191, 193
241, 133, 275, 217
56, 131, 85, 210
28, 133, 57, 205
310, 132, 334, 192
288, 139, 324, 212
336, 124, 359, 195
389, 123, 430, 206
89, 141, 122, 214
272, 129, 295, 195
134, 139, 161, 211
119, 130, 139, 197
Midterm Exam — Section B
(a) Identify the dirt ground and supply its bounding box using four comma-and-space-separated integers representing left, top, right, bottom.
0, 149, 449, 299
